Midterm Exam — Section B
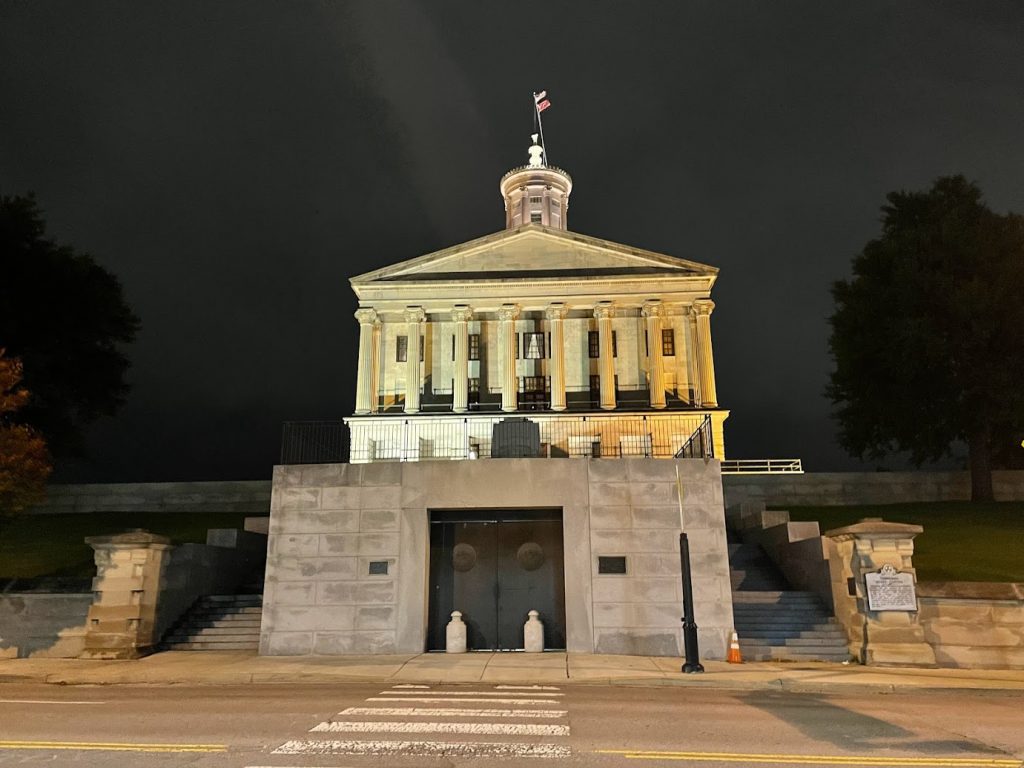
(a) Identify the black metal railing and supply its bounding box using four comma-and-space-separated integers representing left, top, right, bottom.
675, 415, 714, 460
280, 420, 348, 464
279, 412, 716, 465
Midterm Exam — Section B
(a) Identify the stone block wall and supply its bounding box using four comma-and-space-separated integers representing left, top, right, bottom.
0, 594, 92, 658
262, 463, 404, 656
27, 480, 272, 515
723, 470, 1024, 507
588, 459, 731, 658
917, 583, 1024, 669
262, 458, 733, 659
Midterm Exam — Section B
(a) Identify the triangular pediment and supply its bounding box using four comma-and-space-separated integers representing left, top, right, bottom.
351, 225, 717, 285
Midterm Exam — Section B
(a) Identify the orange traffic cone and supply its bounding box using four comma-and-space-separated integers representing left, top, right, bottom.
727, 631, 743, 664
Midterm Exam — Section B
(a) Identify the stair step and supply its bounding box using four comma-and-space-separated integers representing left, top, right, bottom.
739, 629, 846, 639
200, 595, 263, 602
740, 637, 847, 648
183, 619, 263, 629
189, 607, 264, 616
164, 641, 259, 651
169, 627, 260, 638
735, 623, 839, 633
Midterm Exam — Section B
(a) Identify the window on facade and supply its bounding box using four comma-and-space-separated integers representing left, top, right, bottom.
589, 331, 617, 357
468, 377, 480, 394
662, 328, 676, 356
396, 335, 408, 362
419, 336, 424, 362
468, 333, 480, 360
523, 332, 545, 359
523, 376, 547, 392
589, 374, 600, 391
529, 196, 542, 203
530, 212, 542, 223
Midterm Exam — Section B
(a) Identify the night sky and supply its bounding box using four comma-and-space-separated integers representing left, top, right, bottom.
3, 2, 1023, 482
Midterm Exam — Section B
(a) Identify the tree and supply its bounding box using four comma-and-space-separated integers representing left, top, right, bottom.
828, 176, 1024, 502
0, 350, 51, 516
0, 194, 140, 458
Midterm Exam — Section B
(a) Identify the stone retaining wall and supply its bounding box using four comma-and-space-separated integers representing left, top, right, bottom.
0, 593, 92, 658
27, 481, 272, 515
723, 470, 1024, 507
917, 582, 1024, 669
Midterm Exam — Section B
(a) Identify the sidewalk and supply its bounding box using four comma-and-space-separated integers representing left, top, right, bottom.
2, 651, 1024, 695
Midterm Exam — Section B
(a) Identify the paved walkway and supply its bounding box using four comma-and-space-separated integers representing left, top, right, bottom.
2, 651, 1024, 694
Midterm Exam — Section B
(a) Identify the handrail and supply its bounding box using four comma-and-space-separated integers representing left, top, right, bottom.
720, 459, 804, 474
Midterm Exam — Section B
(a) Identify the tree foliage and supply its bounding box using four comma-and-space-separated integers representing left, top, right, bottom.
828, 176, 1024, 501
0, 350, 51, 516
0, 193, 140, 457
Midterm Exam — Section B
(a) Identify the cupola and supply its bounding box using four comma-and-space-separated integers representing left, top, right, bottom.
499, 134, 573, 230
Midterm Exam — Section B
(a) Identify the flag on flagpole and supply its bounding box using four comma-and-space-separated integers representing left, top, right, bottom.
536, 99, 551, 113
534, 91, 551, 113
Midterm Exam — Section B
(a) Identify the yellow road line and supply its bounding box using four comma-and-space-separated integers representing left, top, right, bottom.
595, 749, 1022, 767
0, 740, 226, 753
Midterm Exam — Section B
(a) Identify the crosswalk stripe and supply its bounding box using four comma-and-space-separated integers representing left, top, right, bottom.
391, 684, 430, 689
311, 721, 569, 736
367, 696, 559, 705
377, 690, 562, 697
274, 739, 571, 758
340, 706, 567, 718
495, 685, 561, 691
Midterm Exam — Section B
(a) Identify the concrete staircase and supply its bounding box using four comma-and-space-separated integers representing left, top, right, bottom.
729, 539, 851, 662
161, 595, 262, 651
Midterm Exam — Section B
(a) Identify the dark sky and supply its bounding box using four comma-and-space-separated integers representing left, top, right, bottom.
3, 1, 1024, 482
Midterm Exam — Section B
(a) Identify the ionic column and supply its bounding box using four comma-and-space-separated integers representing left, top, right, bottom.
499, 303, 520, 412
354, 308, 379, 414
451, 305, 473, 413
693, 299, 718, 407
594, 302, 616, 410
404, 306, 426, 413
546, 303, 568, 411
642, 300, 666, 409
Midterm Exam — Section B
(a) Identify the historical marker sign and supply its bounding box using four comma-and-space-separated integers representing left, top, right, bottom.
865, 564, 918, 611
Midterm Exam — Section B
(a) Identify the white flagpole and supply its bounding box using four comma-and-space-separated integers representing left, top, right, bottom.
533, 92, 549, 165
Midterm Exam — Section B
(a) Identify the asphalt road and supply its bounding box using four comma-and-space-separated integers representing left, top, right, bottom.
0, 682, 1021, 767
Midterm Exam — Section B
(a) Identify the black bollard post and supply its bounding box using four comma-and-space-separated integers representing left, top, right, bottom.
679, 532, 704, 673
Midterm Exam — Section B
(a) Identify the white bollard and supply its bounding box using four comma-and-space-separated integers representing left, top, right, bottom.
523, 610, 544, 653
446, 610, 467, 653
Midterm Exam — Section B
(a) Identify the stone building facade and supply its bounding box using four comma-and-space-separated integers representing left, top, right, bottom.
261, 135, 735, 658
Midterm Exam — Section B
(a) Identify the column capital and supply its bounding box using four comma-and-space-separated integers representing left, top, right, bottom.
593, 301, 616, 319
354, 307, 378, 325
498, 303, 521, 322
641, 299, 664, 319
545, 302, 569, 321
451, 305, 474, 323
403, 306, 427, 324
692, 298, 716, 317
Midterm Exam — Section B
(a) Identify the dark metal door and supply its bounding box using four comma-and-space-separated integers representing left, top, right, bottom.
427, 510, 565, 651
496, 519, 566, 650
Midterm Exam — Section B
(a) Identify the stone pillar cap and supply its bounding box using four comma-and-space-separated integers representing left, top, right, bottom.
824, 519, 924, 538
85, 529, 172, 547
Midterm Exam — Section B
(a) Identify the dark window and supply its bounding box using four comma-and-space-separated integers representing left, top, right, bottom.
468, 377, 480, 394
598, 556, 627, 574
451, 334, 455, 361
530, 211, 542, 223
469, 333, 480, 360
644, 330, 648, 355
368, 561, 389, 575
515, 332, 520, 359
420, 336, 424, 362
396, 335, 408, 362
523, 332, 545, 359
662, 328, 675, 356
589, 374, 600, 392
588, 330, 617, 357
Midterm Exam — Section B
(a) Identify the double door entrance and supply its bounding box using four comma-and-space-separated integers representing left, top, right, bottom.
427, 509, 566, 651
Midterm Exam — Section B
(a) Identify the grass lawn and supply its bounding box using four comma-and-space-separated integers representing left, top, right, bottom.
782, 502, 1024, 583
0, 512, 252, 580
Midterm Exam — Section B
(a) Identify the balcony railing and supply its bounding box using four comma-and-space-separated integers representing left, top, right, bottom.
282, 413, 717, 465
